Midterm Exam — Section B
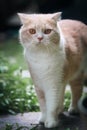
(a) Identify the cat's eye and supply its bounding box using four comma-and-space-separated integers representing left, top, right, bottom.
29, 28, 36, 34
44, 29, 52, 34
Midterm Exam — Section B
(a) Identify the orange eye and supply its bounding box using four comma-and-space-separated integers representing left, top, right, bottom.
29, 28, 36, 34
44, 29, 52, 34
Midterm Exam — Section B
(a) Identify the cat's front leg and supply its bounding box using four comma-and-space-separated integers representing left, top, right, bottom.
45, 85, 65, 128
35, 87, 46, 123
69, 77, 83, 115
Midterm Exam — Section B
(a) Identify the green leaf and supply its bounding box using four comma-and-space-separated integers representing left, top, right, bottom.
8, 109, 16, 115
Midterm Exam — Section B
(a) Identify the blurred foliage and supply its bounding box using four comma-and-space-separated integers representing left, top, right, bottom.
64, 91, 71, 111
0, 56, 39, 114
0, 39, 27, 69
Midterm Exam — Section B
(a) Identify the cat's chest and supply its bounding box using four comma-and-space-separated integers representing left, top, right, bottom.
26, 50, 58, 70
24, 48, 65, 89
25, 49, 65, 76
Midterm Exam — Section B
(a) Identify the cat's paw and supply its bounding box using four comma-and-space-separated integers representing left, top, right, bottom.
45, 119, 58, 128
68, 107, 80, 115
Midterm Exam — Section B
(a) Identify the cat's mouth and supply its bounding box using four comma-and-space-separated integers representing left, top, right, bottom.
36, 41, 43, 45
32, 40, 49, 47
35, 41, 50, 47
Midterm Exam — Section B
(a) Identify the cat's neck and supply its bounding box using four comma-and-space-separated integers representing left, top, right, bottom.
25, 42, 65, 62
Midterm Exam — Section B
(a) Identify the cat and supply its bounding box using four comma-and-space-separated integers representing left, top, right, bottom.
18, 12, 87, 128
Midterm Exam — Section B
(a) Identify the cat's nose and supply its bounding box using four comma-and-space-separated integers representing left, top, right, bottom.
37, 37, 43, 41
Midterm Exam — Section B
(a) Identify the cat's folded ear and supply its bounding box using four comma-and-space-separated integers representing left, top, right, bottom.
17, 13, 29, 24
52, 12, 62, 22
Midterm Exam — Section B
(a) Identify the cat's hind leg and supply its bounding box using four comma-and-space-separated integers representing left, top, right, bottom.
35, 87, 46, 124
69, 74, 83, 115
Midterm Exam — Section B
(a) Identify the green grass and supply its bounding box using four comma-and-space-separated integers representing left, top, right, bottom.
0, 38, 27, 68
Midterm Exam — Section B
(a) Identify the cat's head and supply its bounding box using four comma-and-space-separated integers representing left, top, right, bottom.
18, 12, 62, 49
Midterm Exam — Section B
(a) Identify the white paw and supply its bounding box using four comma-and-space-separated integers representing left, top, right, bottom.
45, 119, 58, 128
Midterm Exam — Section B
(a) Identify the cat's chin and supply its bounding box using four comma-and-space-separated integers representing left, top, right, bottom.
36, 42, 50, 46
35, 42, 46, 46
37, 42, 43, 45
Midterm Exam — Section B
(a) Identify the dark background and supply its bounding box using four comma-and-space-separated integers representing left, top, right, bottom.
0, 0, 87, 32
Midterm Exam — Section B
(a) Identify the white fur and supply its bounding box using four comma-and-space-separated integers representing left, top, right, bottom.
19, 15, 66, 127
23, 31, 66, 128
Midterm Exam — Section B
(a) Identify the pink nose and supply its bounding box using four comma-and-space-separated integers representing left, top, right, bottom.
37, 37, 43, 41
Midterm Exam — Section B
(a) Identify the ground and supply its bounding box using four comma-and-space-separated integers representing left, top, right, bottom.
0, 112, 87, 130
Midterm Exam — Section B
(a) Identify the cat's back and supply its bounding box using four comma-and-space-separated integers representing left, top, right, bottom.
58, 19, 87, 33
59, 20, 87, 42
59, 20, 87, 81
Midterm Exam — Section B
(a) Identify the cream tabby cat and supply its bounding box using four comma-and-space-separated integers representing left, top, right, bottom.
18, 12, 87, 128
